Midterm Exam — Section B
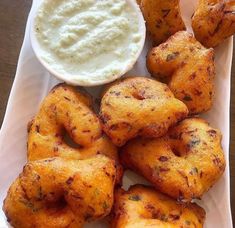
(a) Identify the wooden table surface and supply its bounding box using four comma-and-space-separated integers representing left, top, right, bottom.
0, 0, 234, 225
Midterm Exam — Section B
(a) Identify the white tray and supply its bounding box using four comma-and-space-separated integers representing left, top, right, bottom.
0, 0, 233, 227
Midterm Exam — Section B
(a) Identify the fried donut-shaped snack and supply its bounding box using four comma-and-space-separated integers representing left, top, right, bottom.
121, 118, 225, 201
140, 0, 186, 45
147, 31, 215, 114
100, 77, 188, 147
111, 185, 205, 228
3, 155, 116, 228
192, 0, 235, 48
28, 84, 122, 183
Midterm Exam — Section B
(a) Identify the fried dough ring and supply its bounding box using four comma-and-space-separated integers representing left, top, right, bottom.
121, 118, 225, 201
3, 155, 116, 228
140, 0, 186, 45
147, 31, 215, 114
100, 77, 188, 147
192, 0, 235, 48
28, 84, 117, 161
111, 185, 205, 228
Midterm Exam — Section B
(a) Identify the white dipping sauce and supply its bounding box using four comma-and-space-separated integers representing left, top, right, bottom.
34, 0, 143, 84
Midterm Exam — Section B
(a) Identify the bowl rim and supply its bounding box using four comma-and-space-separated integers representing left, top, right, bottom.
30, 0, 146, 87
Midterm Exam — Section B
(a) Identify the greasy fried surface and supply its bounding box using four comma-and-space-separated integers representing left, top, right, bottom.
140, 0, 186, 45
121, 118, 225, 201
27, 84, 122, 180
147, 31, 215, 114
100, 77, 188, 146
3, 155, 116, 228
111, 185, 205, 228
192, 0, 235, 48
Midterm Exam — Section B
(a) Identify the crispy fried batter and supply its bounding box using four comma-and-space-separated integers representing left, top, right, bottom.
111, 185, 205, 228
147, 31, 215, 114
27, 84, 122, 181
121, 118, 225, 201
28, 84, 109, 159
3, 155, 116, 228
140, 0, 186, 45
100, 77, 188, 146
192, 0, 235, 48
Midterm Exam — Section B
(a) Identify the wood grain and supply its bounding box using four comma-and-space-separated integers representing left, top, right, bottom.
0, 0, 234, 225
0, 0, 32, 125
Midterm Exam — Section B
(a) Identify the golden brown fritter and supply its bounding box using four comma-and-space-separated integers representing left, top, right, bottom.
28, 84, 108, 159
27, 84, 122, 182
147, 31, 215, 114
192, 0, 235, 48
121, 118, 225, 202
100, 77, 188, 147
3, 155, 116, 228
140, 0, 186, 45
111, 185, 205, 228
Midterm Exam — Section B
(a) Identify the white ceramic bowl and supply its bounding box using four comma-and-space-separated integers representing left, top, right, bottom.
30, 0, 146, 87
